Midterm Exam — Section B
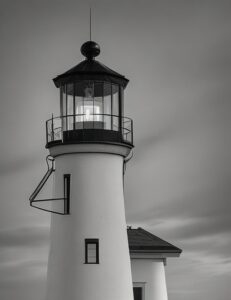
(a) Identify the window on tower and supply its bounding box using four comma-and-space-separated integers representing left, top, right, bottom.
85, 239, 99, 264
63, 174, 70, 214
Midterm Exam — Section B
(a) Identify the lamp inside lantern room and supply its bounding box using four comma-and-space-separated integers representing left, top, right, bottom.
77, 82, 102, 122
82, 84, 95, 121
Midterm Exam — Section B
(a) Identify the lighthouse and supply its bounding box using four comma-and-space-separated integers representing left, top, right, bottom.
30, 40, 134, 300
30, 39, 182, 300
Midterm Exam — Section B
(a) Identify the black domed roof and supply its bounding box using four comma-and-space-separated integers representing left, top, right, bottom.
53, 41, 129, 88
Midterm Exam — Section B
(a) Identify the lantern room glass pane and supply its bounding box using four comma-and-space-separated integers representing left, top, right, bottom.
61, 86, 67, 130
74, 82, 84, 129
120, 86, 124, 136
83, 81, 94, 124
112, 84, 119, 131
104, 82, 112, 130
120, 86, 124, 117
93, 82, 103, 126
67, 84, 74, 130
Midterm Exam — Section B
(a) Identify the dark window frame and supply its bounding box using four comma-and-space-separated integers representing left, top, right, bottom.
133, 282, 146, 300
85, 239, 99, 264
63, 174, 70, 214
133, 287, 142, 300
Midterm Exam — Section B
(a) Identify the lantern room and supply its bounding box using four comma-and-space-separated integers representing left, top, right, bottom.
46, 41, 133, 148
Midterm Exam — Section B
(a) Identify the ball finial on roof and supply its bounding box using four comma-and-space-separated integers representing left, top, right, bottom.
81, 41, 100, 60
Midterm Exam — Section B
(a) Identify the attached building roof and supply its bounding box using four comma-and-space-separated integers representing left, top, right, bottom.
127, 227, 182, 258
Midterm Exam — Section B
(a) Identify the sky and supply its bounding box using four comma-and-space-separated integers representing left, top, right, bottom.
0, 0, 231, 299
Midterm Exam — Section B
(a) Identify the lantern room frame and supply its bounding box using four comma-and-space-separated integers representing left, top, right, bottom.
46, 79, 133, 148
45, 41, 134, 149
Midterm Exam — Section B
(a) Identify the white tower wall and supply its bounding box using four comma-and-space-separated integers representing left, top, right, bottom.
46, 145, 133, 300
131, 259, 168, 300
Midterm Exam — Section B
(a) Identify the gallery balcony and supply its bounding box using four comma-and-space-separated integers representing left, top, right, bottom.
46, 114, 133, 148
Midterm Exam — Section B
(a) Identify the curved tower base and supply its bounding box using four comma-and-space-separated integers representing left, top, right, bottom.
46, 144, 133, 300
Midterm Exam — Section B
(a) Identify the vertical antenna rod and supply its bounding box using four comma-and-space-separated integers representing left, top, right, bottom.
90, 7, 92, 41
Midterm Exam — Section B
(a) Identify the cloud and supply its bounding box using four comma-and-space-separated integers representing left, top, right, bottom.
0, 153, 44, 176
0, 226, 49, 300
0, 226, 49, 248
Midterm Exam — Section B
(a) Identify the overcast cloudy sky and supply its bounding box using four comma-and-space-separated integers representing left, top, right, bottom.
0, 0, 230, 299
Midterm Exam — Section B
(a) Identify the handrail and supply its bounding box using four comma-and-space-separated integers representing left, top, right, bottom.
46, 113, 133, 123
46, 113, 133, 145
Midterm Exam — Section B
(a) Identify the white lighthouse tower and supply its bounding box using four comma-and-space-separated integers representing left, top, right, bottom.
30, 41, 134, 300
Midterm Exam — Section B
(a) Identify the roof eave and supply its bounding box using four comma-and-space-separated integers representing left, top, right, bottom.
53, 73, 129, 88
130, 251, 182, 259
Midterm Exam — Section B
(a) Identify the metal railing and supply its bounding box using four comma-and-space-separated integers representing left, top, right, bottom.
29, 156, 70, 215
46, 114, 133, 145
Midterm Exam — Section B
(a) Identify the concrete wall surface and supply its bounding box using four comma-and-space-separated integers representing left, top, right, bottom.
46, 152, 133, 300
